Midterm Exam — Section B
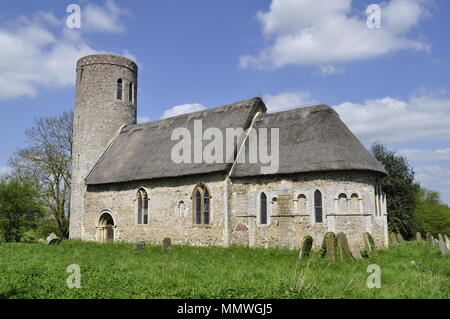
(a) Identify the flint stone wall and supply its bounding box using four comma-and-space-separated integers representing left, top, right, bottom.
83, 170, 388, 249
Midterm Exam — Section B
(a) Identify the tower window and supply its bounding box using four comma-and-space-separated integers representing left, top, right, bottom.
117, 79, 123, 100
129, 82, 134, 102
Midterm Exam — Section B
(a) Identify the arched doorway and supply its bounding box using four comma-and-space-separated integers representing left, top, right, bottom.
97, 212, 115, 242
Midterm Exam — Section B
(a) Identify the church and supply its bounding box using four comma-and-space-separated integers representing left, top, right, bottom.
69, 54, 389, 249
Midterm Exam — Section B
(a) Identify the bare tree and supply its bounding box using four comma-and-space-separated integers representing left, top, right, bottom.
9, 112, 73, 238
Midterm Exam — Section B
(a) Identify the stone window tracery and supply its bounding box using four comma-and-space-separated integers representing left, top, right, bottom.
137, 188, 148, 225
193, 184, 210, 225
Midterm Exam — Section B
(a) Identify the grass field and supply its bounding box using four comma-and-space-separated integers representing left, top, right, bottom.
0, 240, 449, 299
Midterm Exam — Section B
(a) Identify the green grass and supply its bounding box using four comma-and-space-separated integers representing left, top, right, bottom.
0, 240, 449, 298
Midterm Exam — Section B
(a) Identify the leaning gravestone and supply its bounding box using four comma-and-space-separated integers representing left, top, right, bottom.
350, 246, 363, 259
438, 238, 448, 256
46, 233, 61, 245
389, 232, 398, 245
416, 232, 422, 242
363, 232, 375, 252
299, 235, 313, 259
336, 233, 354, 261
162, 237, 172, 250
321, 232, 336, 262
397, 233, 405, 243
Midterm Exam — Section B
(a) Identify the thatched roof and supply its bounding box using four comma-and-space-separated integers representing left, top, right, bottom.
231, 104, 387, 177
86, 98, 386, 185
86, 98, 266, 185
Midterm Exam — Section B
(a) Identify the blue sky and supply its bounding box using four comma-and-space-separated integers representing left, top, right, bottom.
0, 0, 449, 203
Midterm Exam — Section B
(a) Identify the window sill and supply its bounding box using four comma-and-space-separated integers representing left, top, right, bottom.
192, 224, 212, 228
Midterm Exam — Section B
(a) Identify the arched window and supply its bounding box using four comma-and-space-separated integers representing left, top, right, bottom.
260, 192, 268, 224
314, 190, 323, 223
297, 194, 307, 214
137, 188, 148, 224
271, 197, 278, 215
375, 184, 382, 217
177, 201, 186, 216
117, 79, 123, 100
351, 193, 359, 213
193, 184, 210, 225
129, 82, 134, 102
338, 193, 348, 213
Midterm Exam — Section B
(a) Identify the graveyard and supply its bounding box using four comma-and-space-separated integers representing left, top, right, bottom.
0, 237, 449, 299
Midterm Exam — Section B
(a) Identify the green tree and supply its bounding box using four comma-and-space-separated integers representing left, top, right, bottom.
415, 188, 450, 236
9, 112, 72, 238
0, 177, 46, 242
371, 142, 420, 239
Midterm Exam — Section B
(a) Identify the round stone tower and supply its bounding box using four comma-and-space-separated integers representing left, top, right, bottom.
69, 54, 138, 239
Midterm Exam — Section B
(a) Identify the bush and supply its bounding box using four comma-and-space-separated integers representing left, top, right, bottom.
21, 229, 41, 243
0, 177, 46, 242
414, 189, 450, 237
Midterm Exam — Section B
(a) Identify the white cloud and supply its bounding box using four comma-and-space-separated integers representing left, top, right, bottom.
315, 65, 344, 77
415, 166, 450, 204
332, 91, 450, 204
263, 91, 317, 112
398, 148, 450, 163
137, 116, 151, 124
240, 0, 431, 71
334, 94, 450, 144
161, 103, 206, 119
84, 0, 129, 33
0, 1, 133, 100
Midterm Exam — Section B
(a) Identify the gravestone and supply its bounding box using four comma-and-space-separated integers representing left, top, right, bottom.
46, 233, 61, 245
321, 232, 336, 262
416, 232, 422, 242
363, 232, 375, 252
397, 233, 404, 243
336, 233, 354, 261
389, 232, 398, 245
431, 236, 437, 245
38, 238, 47, 244
438, 234, 444, 243
350, 246, 363, 259
299, 235, 313, 259
162, 237, 172, 250
134, 241, 146, 250
438, 238, 448, 256
426, 232, 433, 244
